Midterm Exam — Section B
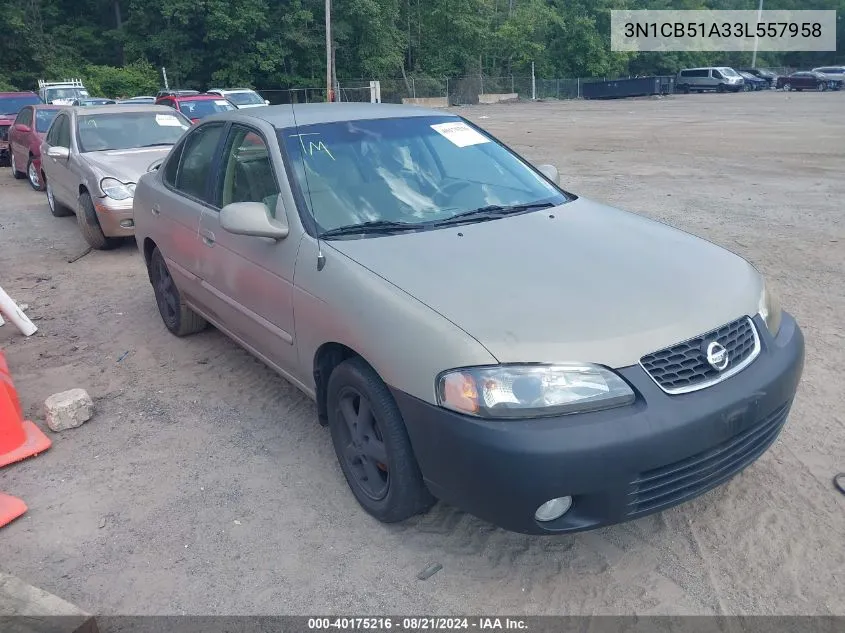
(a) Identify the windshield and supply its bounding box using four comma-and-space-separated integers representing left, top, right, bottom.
280, 116, 568, 234
46, 88, 88, 102
721, 68, 739, 77
177, 99, 235, 118
227, 91, 265, 105
35, 109, 61, 133
0, 94, 41, 115
77, 111, 191, 152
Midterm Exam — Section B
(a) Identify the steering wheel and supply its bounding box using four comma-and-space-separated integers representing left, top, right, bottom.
434, 180, 473, 203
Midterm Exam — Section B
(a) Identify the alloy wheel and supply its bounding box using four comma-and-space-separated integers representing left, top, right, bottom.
335, 386, 389, 501
154, 255, 179, 325
28, 161, 40, 188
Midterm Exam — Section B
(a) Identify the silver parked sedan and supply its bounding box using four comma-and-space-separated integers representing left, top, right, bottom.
132, 104, 804, 534
41, 104, 191, 249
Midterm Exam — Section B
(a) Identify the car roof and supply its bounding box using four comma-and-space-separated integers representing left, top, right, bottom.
170, 94, 225, 101
71, 104, 179, 115
220, 102, 454, 129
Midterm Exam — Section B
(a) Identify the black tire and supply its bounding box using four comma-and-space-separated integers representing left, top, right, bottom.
783, 83, 792, 92
149, 247, 207, 336
327, 357, 435, 523
77, 191, 120, 249
10, 152, 25, 179
679, 84, 690, 94
45, 180, 73, 217
716, 84, 725, 93
817, 82, 826, 92
27, 157, 44, 191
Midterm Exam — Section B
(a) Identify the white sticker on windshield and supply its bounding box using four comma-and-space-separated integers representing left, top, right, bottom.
214, 100, 229, 106
430, 121, 490, 148
156, 114, 183, 127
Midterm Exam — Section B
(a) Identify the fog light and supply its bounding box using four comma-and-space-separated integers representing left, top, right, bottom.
534, 496, 572, 522
120, 219, 134, 228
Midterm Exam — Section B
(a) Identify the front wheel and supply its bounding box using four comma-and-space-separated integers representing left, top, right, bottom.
27, 158, 44, 191
149, 247, 207, 336
783, 83, 792, 92
77, 191, 120, 249
817, 83, 826, 92
327, 357, 435, 523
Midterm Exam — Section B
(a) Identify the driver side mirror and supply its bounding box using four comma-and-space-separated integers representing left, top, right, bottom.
47, 146, 70, 160
14, 123, 31, 133
220, 201, 289, 240
537, 164, 560, 185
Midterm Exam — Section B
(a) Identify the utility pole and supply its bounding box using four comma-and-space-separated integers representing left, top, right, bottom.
751, 0, 764, 68
325, 0, 333, 102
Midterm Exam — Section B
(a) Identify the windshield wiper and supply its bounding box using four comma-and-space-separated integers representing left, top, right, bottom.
429, 201, 555, 227
319, 220, 424, 238
139, 143, 174, 147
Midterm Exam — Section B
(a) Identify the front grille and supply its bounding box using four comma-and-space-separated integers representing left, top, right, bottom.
0, 125, 8, 142
627, 401, 791, 517
640, 316, 759, 394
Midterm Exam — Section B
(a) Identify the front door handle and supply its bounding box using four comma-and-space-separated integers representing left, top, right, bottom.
151, 204, 161, 216
200, 228, 215, 246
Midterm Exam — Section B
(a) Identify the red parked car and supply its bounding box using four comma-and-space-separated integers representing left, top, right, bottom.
154, 93, 236, 123
0, 91, 42, 167
8, 104, 67, 190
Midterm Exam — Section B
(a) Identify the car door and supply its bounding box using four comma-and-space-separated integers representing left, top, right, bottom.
151, 121, 228, 312
9, 107, 33, 168
196, 123, 299, 373
42, 113, 75, 206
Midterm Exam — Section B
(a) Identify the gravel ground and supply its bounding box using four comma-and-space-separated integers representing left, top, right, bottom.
1, 91, 843, 616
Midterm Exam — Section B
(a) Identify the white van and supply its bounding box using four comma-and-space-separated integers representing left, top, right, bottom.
676, 68, 744, 93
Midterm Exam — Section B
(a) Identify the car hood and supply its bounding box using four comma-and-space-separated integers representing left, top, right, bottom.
328, 198, 763, 368
82, 146, 173, 184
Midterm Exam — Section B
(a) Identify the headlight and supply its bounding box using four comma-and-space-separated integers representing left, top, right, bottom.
100, 177, 136, 200
758, 281, 782, 336
436, 364, 635, 419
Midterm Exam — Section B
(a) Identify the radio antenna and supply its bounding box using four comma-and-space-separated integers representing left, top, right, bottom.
289, 97, 325, 271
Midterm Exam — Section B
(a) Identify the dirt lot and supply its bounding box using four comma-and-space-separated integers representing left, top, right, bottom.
1, 92, 843, 616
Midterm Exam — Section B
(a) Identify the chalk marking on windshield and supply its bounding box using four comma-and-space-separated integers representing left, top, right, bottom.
289, 133, 335, 160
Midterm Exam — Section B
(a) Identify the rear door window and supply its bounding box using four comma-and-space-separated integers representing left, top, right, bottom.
172, 123, 226, 202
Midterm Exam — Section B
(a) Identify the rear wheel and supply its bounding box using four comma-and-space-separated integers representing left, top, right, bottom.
783, 83, 792, 92
46, 180, 73, 217
77, 191, 120, 249
10, 153, 25, 179
327, 357, 435, 523
716, 84, 725, 93
27, 157, 44, 191
149, 247, 207, 336
817, 82, 826, 92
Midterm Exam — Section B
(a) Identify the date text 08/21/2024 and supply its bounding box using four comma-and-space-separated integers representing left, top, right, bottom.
307, 617, 528, 631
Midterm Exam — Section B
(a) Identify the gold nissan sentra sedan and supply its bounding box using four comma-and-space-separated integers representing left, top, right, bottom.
41, 104, 191, 249
132, 103, 804, 534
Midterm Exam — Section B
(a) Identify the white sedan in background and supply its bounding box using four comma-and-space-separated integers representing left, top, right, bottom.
206, 88, 269, 109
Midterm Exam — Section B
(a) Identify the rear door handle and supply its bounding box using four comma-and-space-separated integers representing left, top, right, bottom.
200, 229, 215, 246
151, 204, 161, 216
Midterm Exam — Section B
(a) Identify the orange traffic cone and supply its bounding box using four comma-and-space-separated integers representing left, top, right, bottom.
0, 350, 51, 468
0, 492, 27, 528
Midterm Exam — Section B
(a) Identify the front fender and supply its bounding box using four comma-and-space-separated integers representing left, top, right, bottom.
292, 236, 497, 404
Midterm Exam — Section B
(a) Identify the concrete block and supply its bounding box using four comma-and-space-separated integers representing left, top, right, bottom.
44, 389, 93, 432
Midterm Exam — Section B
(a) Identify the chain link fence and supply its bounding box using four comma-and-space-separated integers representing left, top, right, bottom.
257, 69, 795, 106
